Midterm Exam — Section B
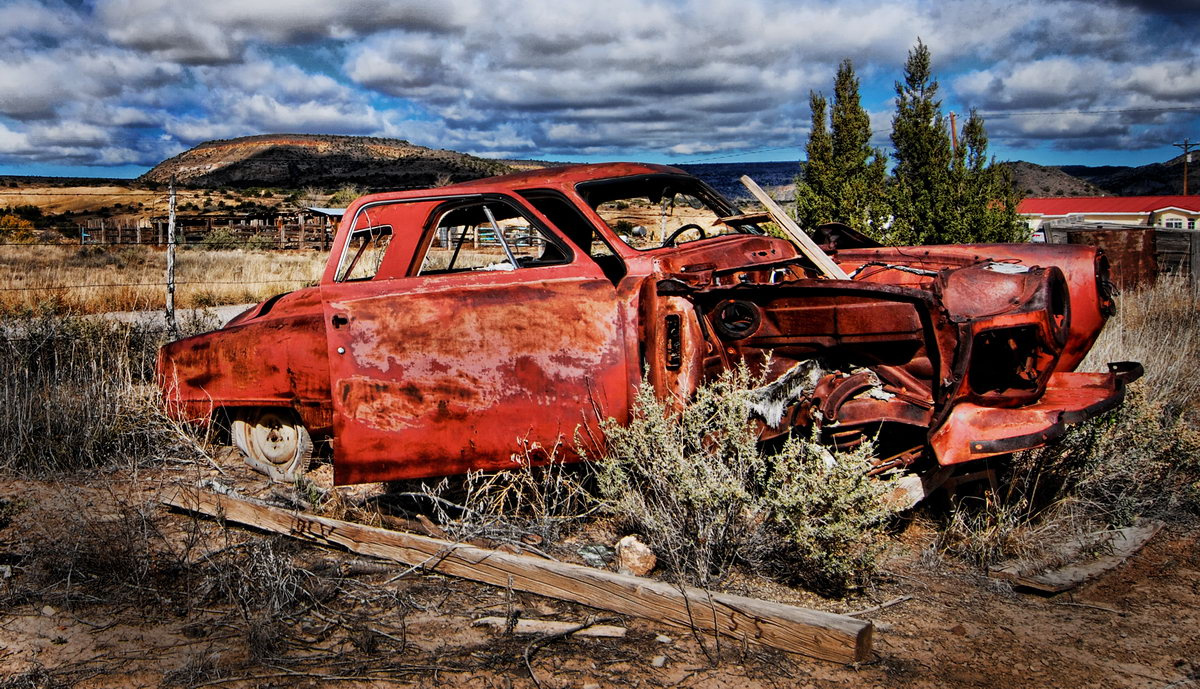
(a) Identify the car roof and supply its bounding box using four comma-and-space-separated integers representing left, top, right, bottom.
351, 162, 690, 208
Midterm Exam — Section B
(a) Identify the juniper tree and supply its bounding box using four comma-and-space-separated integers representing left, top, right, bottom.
796, 59, 889, 238
952, 110, 1026, 243
891, 41, 1025, 244
889, 40, 953, 245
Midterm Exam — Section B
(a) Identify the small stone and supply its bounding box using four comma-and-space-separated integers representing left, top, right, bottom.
616, 535, 656, 576
651, 655, 668, 668
41, 605, 56, 617
0, 564, 11, 579
949, 624, 967, 636
655, 634, 672, 644
583, 684, 601, 689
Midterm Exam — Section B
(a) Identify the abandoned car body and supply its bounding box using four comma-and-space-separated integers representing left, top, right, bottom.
157, 163, 1140, 485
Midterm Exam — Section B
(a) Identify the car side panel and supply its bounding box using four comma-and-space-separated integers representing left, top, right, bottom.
156, 288, 332, 432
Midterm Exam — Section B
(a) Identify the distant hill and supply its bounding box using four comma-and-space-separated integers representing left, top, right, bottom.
1059, 154, 1191, 196
140, 134, 514, 189
1002, 161, 1108, 197
678, 161, 801, 201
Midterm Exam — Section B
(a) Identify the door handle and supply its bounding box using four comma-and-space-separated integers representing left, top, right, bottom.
331, 314, 349, 329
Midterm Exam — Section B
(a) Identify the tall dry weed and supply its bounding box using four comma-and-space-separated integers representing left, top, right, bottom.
1036, 277, 1200, 521
0, 244, 326, 313
1080, 276, 1200, 414
0, 308, 210, 474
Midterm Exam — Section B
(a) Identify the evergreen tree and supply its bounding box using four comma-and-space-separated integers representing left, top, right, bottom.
796, 59, 889, 238
891, 41, 1025, 244
890, 40, 952, 245
956, 110, 1026, 242
796, 91, 835, 229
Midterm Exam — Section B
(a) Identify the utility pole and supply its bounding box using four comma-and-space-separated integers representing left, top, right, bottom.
949, 111, 959, 152
1173, 138, 1197, 195
165, 177, 178, 338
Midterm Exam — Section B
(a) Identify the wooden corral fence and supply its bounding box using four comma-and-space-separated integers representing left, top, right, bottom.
77, 213, 338, 250
1043, 224, 1199, 291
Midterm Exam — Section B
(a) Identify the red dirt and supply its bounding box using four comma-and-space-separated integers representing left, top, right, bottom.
1, 459, 1196, 689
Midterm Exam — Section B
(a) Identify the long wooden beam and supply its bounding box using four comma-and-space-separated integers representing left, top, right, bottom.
740, 175, 850, 280
164, 488, 872, 663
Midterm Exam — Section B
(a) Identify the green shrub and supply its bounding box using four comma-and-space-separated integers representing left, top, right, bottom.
593, 375, 764, 586
753, 432, 890, 593
592, 366, 889, 593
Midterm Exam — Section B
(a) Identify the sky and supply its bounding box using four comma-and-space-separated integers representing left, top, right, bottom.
0, 0, 1198, 179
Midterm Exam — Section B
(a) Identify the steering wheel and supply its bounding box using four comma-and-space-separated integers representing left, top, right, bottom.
662, 223, 708, 247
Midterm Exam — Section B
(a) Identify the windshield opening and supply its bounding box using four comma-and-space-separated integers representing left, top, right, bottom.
577, 174, 765, 251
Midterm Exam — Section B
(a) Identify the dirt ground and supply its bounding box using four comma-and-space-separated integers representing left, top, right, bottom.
1, 455, 1197, 689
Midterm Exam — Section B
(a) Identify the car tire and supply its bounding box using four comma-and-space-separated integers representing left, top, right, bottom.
230, 408, 313, 483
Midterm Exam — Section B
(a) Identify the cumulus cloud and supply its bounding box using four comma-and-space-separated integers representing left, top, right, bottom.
0, 0, 1197, 171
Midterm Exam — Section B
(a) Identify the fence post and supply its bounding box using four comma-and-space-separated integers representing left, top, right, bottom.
165, 179, 178, 338
278, 218, 285, 249
1185, 226, 1195, 291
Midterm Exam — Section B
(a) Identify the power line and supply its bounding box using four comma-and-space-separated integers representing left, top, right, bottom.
977, 105, 1200, 118
683, 145, 801, 164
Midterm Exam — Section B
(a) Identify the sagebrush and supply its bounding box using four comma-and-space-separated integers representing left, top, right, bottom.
592, 366, 889, 593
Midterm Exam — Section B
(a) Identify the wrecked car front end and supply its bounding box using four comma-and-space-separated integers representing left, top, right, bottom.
635, 218, 1139, 477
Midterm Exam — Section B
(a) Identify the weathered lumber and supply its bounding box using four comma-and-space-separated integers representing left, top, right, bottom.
472, 617, 627, 638
715, 211, 772, 225
989, 521, 1164, 593
739, 176, 851, 280
164, 488, 872, 663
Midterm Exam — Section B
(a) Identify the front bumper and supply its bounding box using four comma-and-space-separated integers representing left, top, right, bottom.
930, 361, 1143, 465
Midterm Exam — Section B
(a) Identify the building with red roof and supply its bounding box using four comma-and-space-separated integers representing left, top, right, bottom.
1019, 196, 1200, 231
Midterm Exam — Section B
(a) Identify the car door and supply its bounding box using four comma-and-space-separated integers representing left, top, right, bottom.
321, 194, 629, 484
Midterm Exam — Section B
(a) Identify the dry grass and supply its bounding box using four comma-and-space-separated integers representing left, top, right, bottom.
1080, 276, 1200, 415
0, 244, 326, 313
0, 311, 214, 475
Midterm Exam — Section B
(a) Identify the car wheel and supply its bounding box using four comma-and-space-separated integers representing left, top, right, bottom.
230, 408, 313, 483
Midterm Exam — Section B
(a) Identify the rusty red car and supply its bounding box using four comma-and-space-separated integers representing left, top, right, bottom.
157, 162, 1140, 485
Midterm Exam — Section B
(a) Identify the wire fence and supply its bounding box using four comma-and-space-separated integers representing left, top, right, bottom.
0, 278, 316, 292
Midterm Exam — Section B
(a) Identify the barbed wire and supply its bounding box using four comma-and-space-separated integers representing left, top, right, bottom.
0, 278, 315, 292
0, 241, 329, 247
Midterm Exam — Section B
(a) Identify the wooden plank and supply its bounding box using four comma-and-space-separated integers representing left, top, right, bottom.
715, 211, 772, 225
989, 521, 1163, 593
1155, 229, 1192, 252
739, 176, 850, 280
472, 617, 627, 638
164, 488, 872, 663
